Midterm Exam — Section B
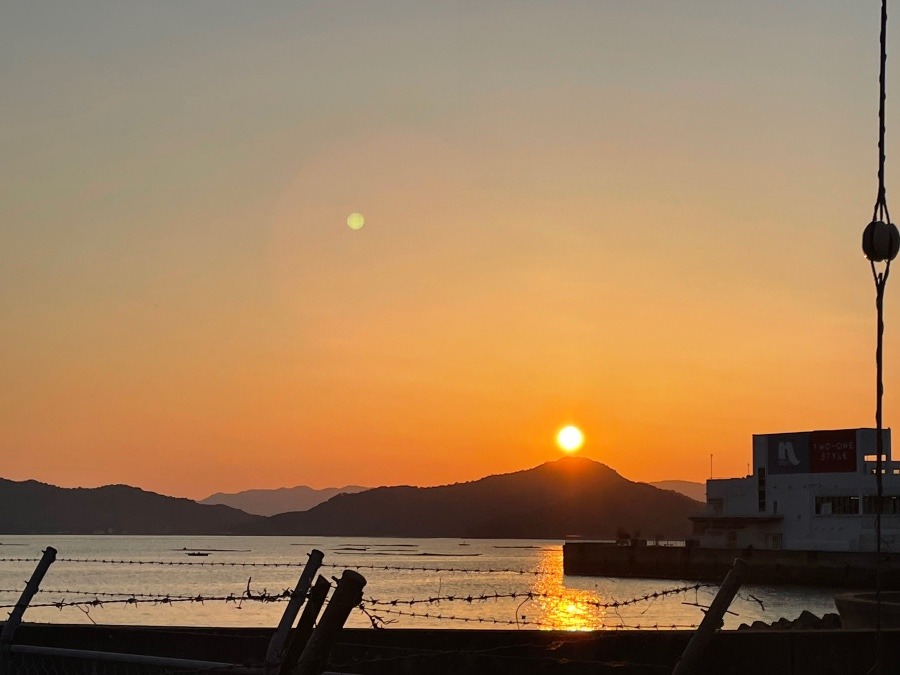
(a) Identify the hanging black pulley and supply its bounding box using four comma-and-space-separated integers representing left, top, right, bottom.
863, 219, 900, 261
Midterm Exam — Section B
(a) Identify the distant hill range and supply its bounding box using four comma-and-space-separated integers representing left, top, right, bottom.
0, 479, 263, 535
200, 485, 368, 516
251, 457, 703, 539
0, 459, 703, 538
649, 480, 706, 503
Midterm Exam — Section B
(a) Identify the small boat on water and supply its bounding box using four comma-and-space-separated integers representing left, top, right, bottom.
185, 552, 209, 557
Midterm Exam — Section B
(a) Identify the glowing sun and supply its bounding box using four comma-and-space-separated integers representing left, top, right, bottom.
556, 425, 584, 453
347, 212, 365, 230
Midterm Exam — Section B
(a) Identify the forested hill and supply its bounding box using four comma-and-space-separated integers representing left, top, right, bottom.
251, 457, 703, 539
0, 458, 703, 538
0, 478, 262, 534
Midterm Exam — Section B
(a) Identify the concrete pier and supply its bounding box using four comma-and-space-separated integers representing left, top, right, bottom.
563, 541, 900, 588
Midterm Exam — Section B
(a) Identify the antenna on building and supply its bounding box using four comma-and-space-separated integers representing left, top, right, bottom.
710, 454, 713, 480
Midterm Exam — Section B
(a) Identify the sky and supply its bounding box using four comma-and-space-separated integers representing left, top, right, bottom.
1, 1, 897, 499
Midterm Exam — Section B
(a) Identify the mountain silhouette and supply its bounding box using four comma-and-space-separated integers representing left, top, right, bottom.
650, 480, 706, 503
251, 457, 702, 539
200, 485, 368, 516
0, 458, 702, 538
0, 479, 262, 534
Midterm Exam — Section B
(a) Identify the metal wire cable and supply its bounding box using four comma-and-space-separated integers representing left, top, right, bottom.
356, 604, 699, 630
0, 557, 541, 575
362, 583, 707, 610
871, 6, 893, 665
876, 0, 891, 224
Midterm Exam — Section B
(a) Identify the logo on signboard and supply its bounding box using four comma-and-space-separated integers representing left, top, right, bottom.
767, 433, 810, 474
778, 442, 800, 466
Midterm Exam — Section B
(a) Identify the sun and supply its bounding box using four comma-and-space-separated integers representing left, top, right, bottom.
347, 212, 365, 230
556, 425, 585, 454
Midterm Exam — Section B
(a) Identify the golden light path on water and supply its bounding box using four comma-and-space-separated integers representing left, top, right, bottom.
529, 547, 606, 630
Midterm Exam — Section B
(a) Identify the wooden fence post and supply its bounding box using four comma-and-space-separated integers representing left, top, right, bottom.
672, 558, 748, 675
266, 549, 325, 666
0, 547, 57, 675
293, 570, 366, 675
280, 576, 331, 675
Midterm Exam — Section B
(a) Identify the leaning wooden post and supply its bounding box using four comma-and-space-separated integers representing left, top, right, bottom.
0, 547, 57, 675
280, 575, 332, 675
293, 570, 366, 675
672, 558, 748, 675
266, 549, 325, 666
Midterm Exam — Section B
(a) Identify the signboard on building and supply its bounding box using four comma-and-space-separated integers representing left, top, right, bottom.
810, 429, 857, 473
767, 429, 858, 474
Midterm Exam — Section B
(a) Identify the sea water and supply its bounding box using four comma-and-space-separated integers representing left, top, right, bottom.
0, 536, 839, 631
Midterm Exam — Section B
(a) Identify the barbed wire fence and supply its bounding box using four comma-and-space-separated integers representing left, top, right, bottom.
0, 551, 788, 675
0, 547, 367, 675
0, 584, 710, 629
0, 551, 726, 631
0, 547, 774, 675
0, 557, 765, 675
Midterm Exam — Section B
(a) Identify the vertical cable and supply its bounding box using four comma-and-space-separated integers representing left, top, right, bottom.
871, 3, 891, 670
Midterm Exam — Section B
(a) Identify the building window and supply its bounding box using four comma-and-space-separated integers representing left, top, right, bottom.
863, 496, 900, 514
816, 496, 862, 515
763, 533, 784, 549
757, 467, 766, 513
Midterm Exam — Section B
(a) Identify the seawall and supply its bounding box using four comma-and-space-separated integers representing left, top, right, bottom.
563, 542, 900, 587
6, 623, 900, 674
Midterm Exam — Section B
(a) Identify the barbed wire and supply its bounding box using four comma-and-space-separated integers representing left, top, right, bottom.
1, 581, 710, 632
0, 554, 727, 632
0, 583, 709, 615
326, 562, 541, 575
0, 588, 210, 600
357, 604, 547, 627
0, 578, 714, 633
363, 583, 708, 610
0, 557, 306, 567
0, 557, 542, 575
355, 604, 700, 630
0, 579, 307, 611
608, 619, 701, 631
0, 591, 294, 611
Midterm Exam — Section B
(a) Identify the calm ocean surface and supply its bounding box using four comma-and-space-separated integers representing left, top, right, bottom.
0, 536, 839, 631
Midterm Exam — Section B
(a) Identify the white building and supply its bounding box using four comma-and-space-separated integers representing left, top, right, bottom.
692, 428, 899, 552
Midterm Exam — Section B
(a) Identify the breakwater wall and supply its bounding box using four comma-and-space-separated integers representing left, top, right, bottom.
7, 623, 900, 674
563, 542, 900, 587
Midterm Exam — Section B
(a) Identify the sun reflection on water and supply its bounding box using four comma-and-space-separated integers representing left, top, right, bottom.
529, 547, 607, 630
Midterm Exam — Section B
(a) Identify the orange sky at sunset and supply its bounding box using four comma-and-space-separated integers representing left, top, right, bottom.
1, 2, 898, 499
